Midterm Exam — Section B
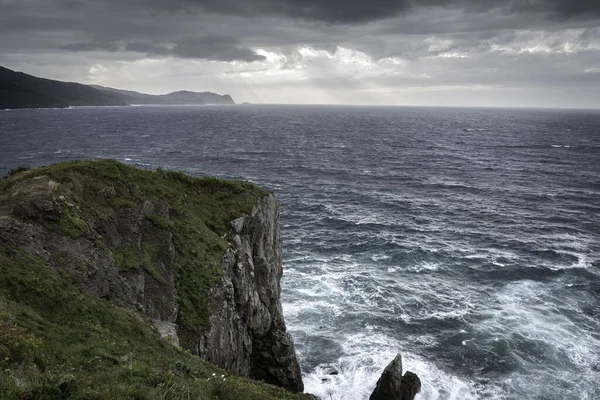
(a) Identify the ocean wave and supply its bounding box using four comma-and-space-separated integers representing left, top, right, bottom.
469, 280, 600, 398
544, 253, 595, 272
386, 262, 446, 274
463, 128, 489, 132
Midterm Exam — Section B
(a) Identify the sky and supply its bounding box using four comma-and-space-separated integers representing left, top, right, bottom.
1, 0, 599, 108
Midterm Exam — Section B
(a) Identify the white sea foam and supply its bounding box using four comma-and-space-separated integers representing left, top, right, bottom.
550, 253, 594, 271
285, 254, 487, 399
470, 280, 600, 398
463, 128, 488, 132
303, 331, 481, 400
407, 262, 445, 273
370, 254, 391, 262
408, 334, 439, 346
323, 203, 396, 227
385, 262, 445, 274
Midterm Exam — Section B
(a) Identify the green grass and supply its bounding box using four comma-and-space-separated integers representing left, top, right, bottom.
0, 250, 312, 400
58, 204, 88, 239
0, 160, 312, 400
114, 244, 167, 284
145, 214, 170, 230
0, 159, 269, 331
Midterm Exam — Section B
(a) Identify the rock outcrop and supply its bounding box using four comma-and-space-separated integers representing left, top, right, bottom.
0, 160, 302, 392
370, 354, 421, 400
182, 195, 303, 392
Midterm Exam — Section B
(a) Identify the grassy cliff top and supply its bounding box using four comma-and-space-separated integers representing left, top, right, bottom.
0, 160, 312, 400
1, 159, 269, 331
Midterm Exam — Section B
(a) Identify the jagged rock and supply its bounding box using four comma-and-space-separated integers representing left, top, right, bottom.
370, 354, 421, 400
400, 372, 421, 400
189, 195, 304, 392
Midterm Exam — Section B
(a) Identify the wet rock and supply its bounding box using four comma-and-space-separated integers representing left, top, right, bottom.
400, 371, 421, 400
370, 354, 421, 400
323, 366, 339, 375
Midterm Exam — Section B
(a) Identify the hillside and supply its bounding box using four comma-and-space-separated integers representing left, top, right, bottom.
92, 86, 236, 105
0, 160, 309, 399
0, 66, 235, 109
0, 66, 126, 109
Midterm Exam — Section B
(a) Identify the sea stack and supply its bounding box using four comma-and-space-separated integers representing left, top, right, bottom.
370, 354, 421, 400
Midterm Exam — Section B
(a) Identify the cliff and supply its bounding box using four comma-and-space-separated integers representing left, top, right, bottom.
190, 196, 303, 391
0, 160, 308, 399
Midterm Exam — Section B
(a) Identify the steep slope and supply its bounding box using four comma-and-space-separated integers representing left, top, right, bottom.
0, 160, 307, 399
0, 66, 126, 109
0, 80, 66, 109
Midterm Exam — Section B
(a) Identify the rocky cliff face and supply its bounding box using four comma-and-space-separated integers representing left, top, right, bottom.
0, 160, 303, 392
186, 195, 303, 392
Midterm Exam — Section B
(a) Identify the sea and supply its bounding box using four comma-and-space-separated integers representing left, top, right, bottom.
1, 105, 599, 400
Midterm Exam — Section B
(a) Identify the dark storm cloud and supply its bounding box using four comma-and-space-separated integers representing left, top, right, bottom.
511, 0, 600, 19
189, 0, 412, 24
168, 36, 266, 61
144, 0, 600, 24
2, 1, 599, 53
60, 37, 265, 62
60, 42, 120, 52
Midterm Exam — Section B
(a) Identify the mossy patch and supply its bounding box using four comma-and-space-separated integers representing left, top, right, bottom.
107, 196, 137, 208
145, 213, 169, 229
58, 204, 88, 239
114, 244, 167, 284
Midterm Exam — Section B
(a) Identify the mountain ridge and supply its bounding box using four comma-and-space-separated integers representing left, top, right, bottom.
0, 66, 235, 109
91, 85, 235, 105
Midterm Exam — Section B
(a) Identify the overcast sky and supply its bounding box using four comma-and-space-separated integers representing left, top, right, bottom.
1, 0, 599, 108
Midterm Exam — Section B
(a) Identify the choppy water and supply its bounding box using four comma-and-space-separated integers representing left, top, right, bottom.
1, 105, 599, 399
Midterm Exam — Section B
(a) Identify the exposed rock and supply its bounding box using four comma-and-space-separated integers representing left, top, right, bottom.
187, 195, 304, 392
153, 320, 180, 347
370, 354, 421, 400
400, 372, 421, 400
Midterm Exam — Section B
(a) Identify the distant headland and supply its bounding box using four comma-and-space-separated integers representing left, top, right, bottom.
0, 65, 235, 109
